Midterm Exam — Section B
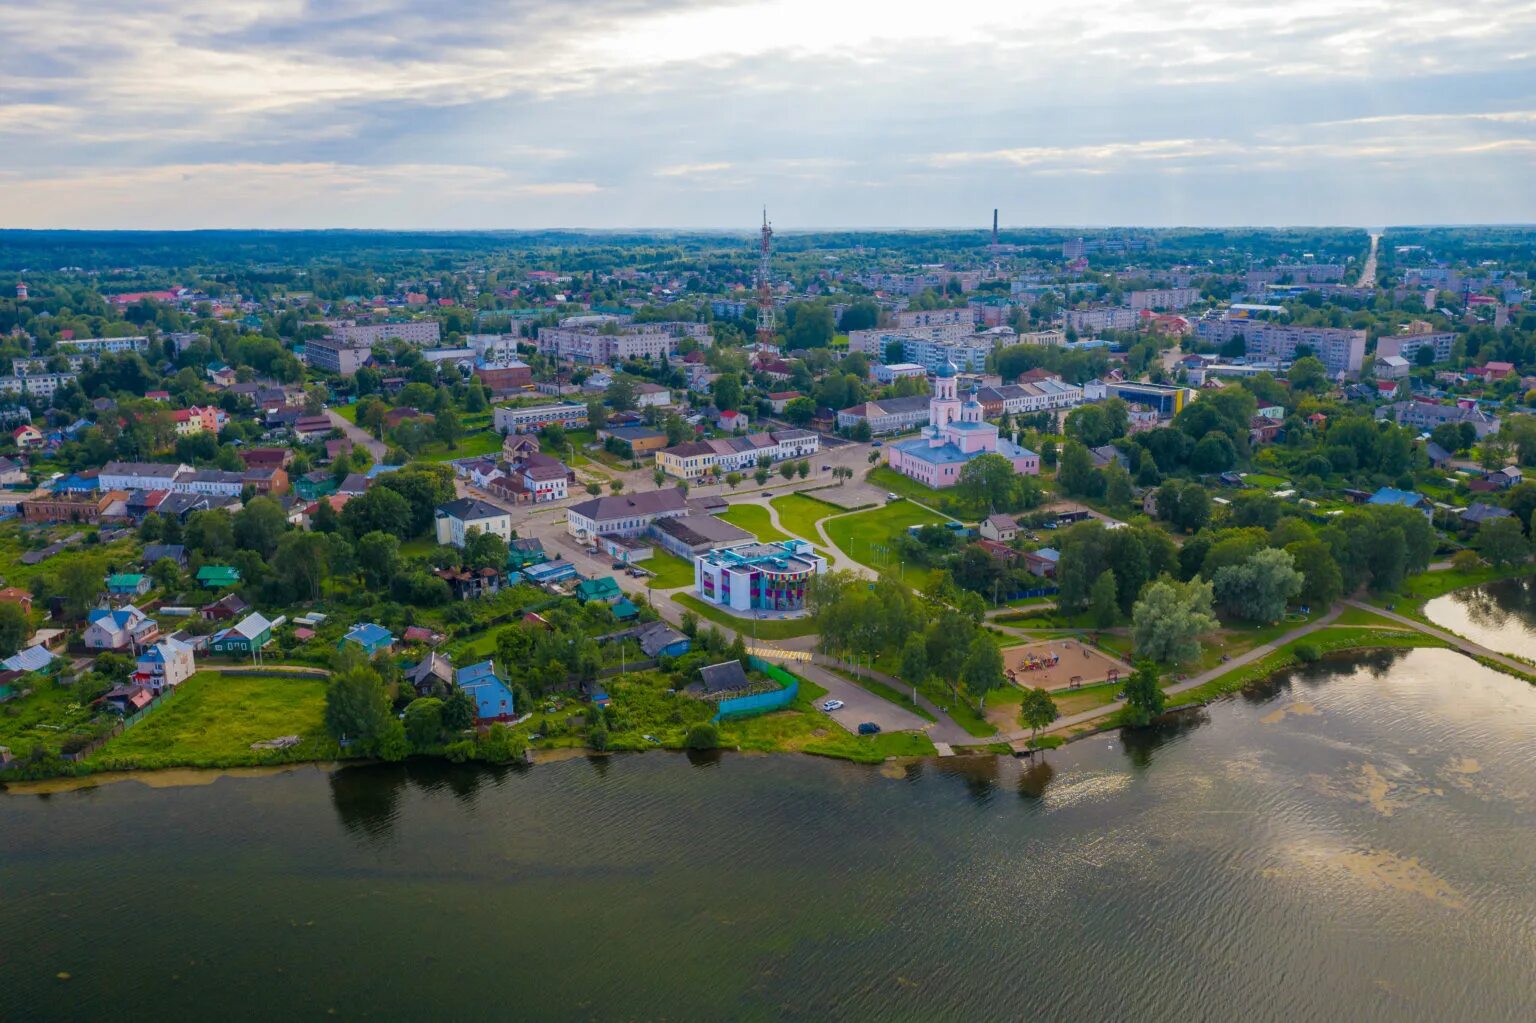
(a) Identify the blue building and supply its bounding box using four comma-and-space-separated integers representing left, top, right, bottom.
1367, 486, 1432, 518
457, 660, 518, 723
340, 622, 395, 655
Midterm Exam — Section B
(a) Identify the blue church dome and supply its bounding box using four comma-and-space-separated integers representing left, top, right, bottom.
936, 359, 957, 378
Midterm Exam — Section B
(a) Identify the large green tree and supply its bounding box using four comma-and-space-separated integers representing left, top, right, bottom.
323, 665, 393, 746
1132, 578, 1217, 664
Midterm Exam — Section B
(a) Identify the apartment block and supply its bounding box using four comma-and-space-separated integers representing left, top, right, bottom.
1127, 288, 1198, 311
535, 322, 710, 364
1194, 319, 1366, 376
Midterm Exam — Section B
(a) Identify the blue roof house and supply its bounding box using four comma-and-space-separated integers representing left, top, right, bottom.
1368, 487, 1432, 518
457, 660, 518, 722
341, 623, 395, 656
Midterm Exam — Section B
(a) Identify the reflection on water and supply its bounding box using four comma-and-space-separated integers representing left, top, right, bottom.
3, 648, 1536, 1022
1425, 577, 1536, 660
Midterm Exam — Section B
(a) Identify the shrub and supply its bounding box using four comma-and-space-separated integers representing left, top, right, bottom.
478, 723, 527, 763
443, 740, 477, 764
1294, 642, 1321, 663
1451, 549, 1482, 572
684, 722, 720, 750
588, 726, 610, 752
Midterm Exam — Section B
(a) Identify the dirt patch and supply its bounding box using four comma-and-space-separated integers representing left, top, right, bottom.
1001, 639, 1130, 692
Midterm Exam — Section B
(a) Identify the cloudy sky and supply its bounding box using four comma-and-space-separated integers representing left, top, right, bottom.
4, 0, 1535, 229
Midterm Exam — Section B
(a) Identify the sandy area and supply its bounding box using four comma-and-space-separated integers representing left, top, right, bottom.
1001, 639, 1130, 692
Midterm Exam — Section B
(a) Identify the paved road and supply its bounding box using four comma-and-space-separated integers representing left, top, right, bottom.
1347, 599, 1533, 675
794, 660, 934, 736
326, 409, 388, 461
970, 605, 1346, 747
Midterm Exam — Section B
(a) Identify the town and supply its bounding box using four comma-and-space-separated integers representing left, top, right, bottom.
1, 221, 1534, 776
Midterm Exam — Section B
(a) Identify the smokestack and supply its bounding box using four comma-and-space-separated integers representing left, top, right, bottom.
992, 209, 998, 244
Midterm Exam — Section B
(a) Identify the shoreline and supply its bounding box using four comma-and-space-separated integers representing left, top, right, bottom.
8, 581, 1534, 790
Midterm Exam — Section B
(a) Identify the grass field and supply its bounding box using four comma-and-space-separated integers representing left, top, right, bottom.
89, 672, 337, 770
643, 550, 697, 589
864, 466, 964, 518
671, 593, 819, 639
718, 503, 790, 542
823, 501, 947, 588
332, 403, 359, 423
417, 431, 504, 462
769, 492, 843, 541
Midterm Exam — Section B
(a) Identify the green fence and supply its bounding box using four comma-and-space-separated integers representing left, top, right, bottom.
713, 657, 800, 722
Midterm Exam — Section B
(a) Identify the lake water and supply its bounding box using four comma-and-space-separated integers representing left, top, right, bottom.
1424, 576, 1536, 661
4, 647, 1536, 1022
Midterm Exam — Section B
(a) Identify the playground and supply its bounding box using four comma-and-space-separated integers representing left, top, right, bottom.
1001, 639, 1130, 693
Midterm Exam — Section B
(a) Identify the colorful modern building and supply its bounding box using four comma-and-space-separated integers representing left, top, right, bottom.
693, 539, 826, 613
885, 361, 1038, 489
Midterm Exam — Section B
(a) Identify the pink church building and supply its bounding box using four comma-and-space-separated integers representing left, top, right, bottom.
885, 360, 1039, 489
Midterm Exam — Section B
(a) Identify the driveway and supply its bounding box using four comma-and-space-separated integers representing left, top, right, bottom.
326, 408, 388, 461
795, 661, 932, 735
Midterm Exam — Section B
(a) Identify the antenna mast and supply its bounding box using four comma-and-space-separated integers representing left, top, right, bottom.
755, 207, 775, 347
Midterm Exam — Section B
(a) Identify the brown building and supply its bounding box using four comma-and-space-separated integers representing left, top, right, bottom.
20, 491, 115, 524
241, 447, 294, 470
242, 467, 290, 496
475, 363, 533, 394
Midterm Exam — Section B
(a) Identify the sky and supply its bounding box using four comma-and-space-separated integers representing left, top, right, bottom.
3, 0, 1536, 230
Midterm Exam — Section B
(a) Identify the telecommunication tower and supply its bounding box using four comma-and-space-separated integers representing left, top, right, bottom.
755, 207, 775, 347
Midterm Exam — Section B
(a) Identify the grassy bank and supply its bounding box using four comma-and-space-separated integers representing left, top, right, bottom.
671, 593, 819, 639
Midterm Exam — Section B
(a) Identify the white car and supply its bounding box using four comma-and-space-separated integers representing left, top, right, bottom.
822, 699, 845, 712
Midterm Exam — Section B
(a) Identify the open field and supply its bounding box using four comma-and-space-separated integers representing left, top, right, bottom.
641, 550, 697, 589
769, 492, 844, 541
824, 501, 947, 588
671, 593, 819, 639
88, 672, 336, 770
719, 504, 790, 542
417, 431, 504, 462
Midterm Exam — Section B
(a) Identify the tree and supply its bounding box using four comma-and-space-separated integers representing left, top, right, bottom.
1057, 440, 1101, 497
1122, 661, 1166, 726
1090, 569, 1119, 628
786, 303, 835, 350
609, 479, 624, 494
464, 529, 508, 572
356, 531, 401, 588
55, 556, 107, 618
1285, 539, 1342, 609
653, 468, 667, 489
403, 697, 445, 747
1018, 687, 1059, 746
1103, 462, 1133, 509
1211, 548, 1304, 623
725, 471, 743, 490
754, 467, 771, 486
1287, 356, 1327, 393
779, 461, 796, 481
323, 665, 392, 746
233, 496, 287, 559
959, 635, 1005, 706
147, 556, 183, 594
586, 482, 602, 497
797, 460, 810, 479
956, 452, 1020, 515
899, 634, 929, 692
606, 375, 636, 412
341, 485, 412, 539
1476, 516, 1531, 568
271, 532, 330, 602
0, 602, 29, 658
1132, 577, 1217, 664
783, 397, 816, 426
1190, 432, 1237, 473
685, 722, 720, 749
712, 373, 744, 413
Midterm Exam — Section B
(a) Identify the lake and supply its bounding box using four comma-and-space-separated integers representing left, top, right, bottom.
4, 646, 1536, 1022
1424, 576, 1536, 660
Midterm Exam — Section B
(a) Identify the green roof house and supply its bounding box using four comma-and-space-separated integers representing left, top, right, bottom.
196, 565, 241, 589
574, 576, 623, 604
107, 573, 151, 597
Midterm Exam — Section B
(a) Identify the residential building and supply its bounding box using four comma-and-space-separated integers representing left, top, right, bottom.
331, 321, 442, 347
20, 492, 113, 523
200, 593, 250, 621
535, 322, 709, 363
133, 637, 195, 691
885, 363, 1039, 489
1376, 400, 1500, 438
515, 453, 569, 502
341, 623, 395, 656
457, 660, 518, 722
58, 336, 150, 357
836, 395, 931, 435
197, 565, 241, 589
979, 514, 1018, 541
208, 612, 274, 655
1368, 486, 1432, 517
1064, 307, 1138, 332
99, 462, 190, 492
654, 430, 819, 480
693, 539, 827, 613
84, 605, 159, 650
846, 322, 972, 357
871, 362, 928, 385
493, 401, 589, 435
1127, 288, 1199, 311
892, 335, 994, 373
566, 488, 690, 539
1375, 331, 1455, 363
597, 426, 667, 455
1193, 319, 1366, 376
1374, 355, 1411, 380
435, 498, 514, 547
633, 382, 672, 407
896, 308, 971, 328
11, 425, 43, 449
434, 567, 503, 600
0, 372, 76, 399
106, 573, 151, 598
698, 660, 754, 696
1017, 329, 1067, 347
302, 336, 374, 376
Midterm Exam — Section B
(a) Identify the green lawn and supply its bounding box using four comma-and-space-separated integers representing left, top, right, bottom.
88, 672, 337, 770
1241, 473, 1290, 490
671, 593, 819, 639
769, 492, 842, 541
823, 501, 947, 588
332, 403, 359, 423
718, 503, 790, 542
865, 465, 964, 517
417, 431, 504, 462
642, 550, 697, 589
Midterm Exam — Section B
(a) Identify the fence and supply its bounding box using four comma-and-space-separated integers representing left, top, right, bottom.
713, 657, 800, 722
59, 687, 179, 762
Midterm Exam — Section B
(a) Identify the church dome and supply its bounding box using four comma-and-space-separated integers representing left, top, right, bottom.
936, 359, 958, 378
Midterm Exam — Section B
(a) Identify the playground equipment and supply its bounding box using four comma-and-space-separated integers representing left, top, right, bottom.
1068, 675, 1084, 689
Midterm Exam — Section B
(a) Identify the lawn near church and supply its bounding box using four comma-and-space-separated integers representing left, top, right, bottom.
822, 501, 947, 589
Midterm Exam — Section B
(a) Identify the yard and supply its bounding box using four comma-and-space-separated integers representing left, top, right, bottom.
88, 671, 336, 771
718, 503, 790, 542
417, 430, 505, 463
642, 550, 698, 589
769, 492, 843, 542
823, 501, 948, 589
864, 465, 964, 517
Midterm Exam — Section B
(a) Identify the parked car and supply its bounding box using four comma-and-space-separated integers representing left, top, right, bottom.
611, 561, 627, 570
871, 441, 883, 447
822, 699, 845, 712
886, 493, 901, 502
857, 722, 881, 735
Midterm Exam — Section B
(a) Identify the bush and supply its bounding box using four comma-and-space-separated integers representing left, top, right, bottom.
684, 722, 720, 750
478, 723, 527, 763
376, 719, 410, 761
1451, 549, 1482, 572
588, 726, 610, 752
1294, 642, 1321, 663
443, 739, 477, 763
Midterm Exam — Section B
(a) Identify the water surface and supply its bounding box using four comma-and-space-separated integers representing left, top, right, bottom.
3, 648, 1535, 1022
1424, 576, 1536, 660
